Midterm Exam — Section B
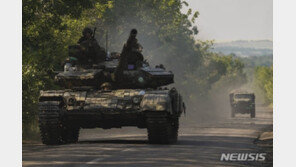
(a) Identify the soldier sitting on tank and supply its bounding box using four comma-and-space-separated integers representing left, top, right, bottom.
115, 29, 143, 80
75, 27, 106, 66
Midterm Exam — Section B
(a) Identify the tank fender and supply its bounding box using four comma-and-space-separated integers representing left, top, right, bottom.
39, 90, 87, 106
39, 90, 65, 102
140, 94, 172, 112
169, 88, 185, 115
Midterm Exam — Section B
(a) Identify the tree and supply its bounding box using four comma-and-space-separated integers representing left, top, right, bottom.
255, 66, 273, 105
22, 0, 111, 138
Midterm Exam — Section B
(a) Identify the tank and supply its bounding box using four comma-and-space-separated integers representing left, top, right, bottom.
38, 46, 185, 145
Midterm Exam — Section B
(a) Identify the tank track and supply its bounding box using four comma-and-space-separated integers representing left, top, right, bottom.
250, 108, 255, 118
146, 112, 179, 144
39, 101, 80, 145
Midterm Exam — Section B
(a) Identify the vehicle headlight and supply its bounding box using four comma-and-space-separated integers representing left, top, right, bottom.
67, 97, 76, 106
138, 76, 144, 83
132, 97, 141, 104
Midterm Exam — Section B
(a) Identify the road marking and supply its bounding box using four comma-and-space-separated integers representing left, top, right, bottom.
85, 157, 105, 164
81, 148, 135, 166
121, 148, 134, 152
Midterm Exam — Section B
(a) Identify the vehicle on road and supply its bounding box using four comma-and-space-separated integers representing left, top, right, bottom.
229, 90, 255, 118
38, 43, 185, 145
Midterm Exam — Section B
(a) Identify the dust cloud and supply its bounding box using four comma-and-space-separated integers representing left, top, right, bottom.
94, 16, 257, 128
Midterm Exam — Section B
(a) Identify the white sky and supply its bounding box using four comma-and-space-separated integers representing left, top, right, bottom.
181, 0, 273, 41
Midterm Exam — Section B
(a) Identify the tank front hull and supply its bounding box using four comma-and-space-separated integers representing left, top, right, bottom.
39, 88, 184, 129
61, 109, 146, 129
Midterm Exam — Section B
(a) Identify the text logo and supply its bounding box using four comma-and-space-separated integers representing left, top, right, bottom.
220, 153, 266, 161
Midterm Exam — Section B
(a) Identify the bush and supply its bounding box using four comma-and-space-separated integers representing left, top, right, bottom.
255, 66, 273, 105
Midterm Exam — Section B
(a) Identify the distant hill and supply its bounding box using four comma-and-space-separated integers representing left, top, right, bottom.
211, 40, 273, 57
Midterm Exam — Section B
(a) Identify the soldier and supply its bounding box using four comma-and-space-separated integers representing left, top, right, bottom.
77, 27, 106, 65
121, 29, 143, 66
115, 29, 143, 80
77, 27, 93, 44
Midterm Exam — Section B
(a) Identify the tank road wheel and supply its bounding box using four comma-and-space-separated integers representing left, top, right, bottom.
38, 102, 63, 145
146, 112, 179, 144
62, 126, 80, 143
250, 108, 256, 118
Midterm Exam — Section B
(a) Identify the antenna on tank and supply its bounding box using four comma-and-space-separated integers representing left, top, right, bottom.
106, 30, 110, 59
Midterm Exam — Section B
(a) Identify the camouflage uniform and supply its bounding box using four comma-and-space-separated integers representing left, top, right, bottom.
115, 29, 143, 80
77, 27, 106, 65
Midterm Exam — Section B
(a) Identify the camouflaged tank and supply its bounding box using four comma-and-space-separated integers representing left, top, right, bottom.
39, 51, 185, 145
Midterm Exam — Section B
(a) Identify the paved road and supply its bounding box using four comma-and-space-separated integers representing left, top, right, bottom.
23, 106, 273, 167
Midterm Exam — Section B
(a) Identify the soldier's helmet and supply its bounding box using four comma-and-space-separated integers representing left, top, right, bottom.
82, 27, 93, 36
130, 29, 137, 37
100, 82, 112, 90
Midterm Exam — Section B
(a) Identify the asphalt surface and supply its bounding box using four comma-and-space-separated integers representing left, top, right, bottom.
23, 106, 273, 167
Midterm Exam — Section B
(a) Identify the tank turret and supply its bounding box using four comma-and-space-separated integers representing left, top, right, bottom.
55, 49, 174, 89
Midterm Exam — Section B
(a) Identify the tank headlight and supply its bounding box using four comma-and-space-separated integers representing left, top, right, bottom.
67, 98, 76, 106
132, 97, 140, 104
138, 77, 144, 83
64, 92, 71, 97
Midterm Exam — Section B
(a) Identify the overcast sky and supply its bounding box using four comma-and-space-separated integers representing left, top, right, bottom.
181, 0, 273, 41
